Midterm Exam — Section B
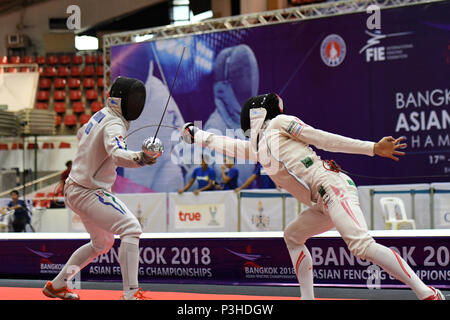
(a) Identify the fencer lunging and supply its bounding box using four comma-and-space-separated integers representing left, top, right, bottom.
181, 93, 444, 300
42, 77, 157, 300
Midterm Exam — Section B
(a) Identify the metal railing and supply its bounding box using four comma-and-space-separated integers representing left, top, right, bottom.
369, 188, 450, 229
0, 171, 62, 198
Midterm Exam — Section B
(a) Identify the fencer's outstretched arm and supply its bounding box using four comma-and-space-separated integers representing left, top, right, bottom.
276, 115, 406, 161
182, 123, 257, 161
275, 115, 375, 156
104, 122, 154, 167
196, 130, 257, 161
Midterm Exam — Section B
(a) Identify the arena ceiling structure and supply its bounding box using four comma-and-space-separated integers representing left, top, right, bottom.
101, 0, 443, 98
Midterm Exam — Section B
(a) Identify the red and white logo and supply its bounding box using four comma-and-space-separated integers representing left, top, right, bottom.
320, 34, 347, 67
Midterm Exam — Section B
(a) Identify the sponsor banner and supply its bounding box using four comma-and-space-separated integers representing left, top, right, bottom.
116, 193, 167, 232
1, 233, 449, 288
240, 190, 299, 231
168, 191, 238, 232
174, 203, 225, 229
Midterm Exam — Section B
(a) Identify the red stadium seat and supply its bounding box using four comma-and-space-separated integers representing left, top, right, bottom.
22, 56, 34, 64
8, 56, 20, 64
36, 56, 46, 65
69, 89, 82, 101
6, 67, 18, 73
33, 192, 47, 207
59, 55, 71, 65
90, 101, 103, 113
57, 66, 69, 77
11, 143, 23, 150
35, 102, 48, 110
54, 78, 66, 89
0, 56, 7, 64
72, 101, 85, 114
55, 115, 61, 126
83, 65, 94, 77
97, 55, 103, 64
39, 78, 52, 89
46, 55, 58, 65
53, 90, 66, 101
85, 89, 98, 101
42, 142, 54, 149
54, 102, 66, 113
97, 77, 104, 88
70, 65, 81, 77
83, 78, 95, 88
44, 66, 57, 77
68, 78, 81, 89
0, 143, 8, 150
59, 142, 71, 148
20, 67, 31, 72
80, 113, 91, 124
38, 66, 44, 76
71, 55, 83, 64
85, 55, 96, 64
96, 66, 104, 76
64, 114, 77, 126
27, 143, 38, 150
37, 91, 50, 101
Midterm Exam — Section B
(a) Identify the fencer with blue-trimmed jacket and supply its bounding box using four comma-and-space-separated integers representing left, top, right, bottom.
65, 97, 152, 250
69, 97, 148, 191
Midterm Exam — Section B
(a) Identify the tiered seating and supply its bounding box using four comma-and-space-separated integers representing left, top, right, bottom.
1, 52, 107, 133
26, 52, 106, 134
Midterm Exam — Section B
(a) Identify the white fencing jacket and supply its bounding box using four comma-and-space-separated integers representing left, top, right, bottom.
194, 108, 375, 206
69, 98, 145, 190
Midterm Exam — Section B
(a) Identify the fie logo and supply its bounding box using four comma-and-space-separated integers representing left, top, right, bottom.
66, 5, 81, 30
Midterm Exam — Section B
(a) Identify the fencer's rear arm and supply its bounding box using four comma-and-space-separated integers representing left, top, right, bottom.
194, 130, 257, 161
103, 122, 145, 168
276, 115, 375, 156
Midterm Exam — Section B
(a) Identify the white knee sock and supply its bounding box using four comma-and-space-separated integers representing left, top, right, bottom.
365, 242, 433, 299
119, 237, 140, 297
52, 242, 99, 289
287, 244, 314, 300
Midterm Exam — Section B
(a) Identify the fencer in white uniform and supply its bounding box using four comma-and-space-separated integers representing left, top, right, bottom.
43, 77, 156, 300
181, 93, 444, 300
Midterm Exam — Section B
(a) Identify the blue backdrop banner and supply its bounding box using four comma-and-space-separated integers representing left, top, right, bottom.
110, 1, 450, 193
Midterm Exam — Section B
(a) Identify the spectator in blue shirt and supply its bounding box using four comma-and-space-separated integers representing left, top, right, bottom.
234, 163, 278, 192
0, 190, 30, 232
178, 156, 216, 195
220, 157, 239, 190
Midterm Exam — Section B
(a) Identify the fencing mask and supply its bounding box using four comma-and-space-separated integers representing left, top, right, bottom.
110, 76, 146, 121
240, 93, 284, 136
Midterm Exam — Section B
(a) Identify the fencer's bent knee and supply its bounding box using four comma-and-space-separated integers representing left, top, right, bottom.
114, 216, 142, 239
283, 225, 306, 248
91, 234, 115, 255
345, 234, 375, 259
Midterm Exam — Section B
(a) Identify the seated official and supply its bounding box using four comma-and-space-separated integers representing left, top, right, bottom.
178, 156, 216, 195
0, 190, 30, 232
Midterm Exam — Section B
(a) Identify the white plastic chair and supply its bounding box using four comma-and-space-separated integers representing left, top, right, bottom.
0, 210, 13, 232
379, 197, 416, 230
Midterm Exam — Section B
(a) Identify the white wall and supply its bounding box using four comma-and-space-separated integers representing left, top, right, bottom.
0, 0, 163, 55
